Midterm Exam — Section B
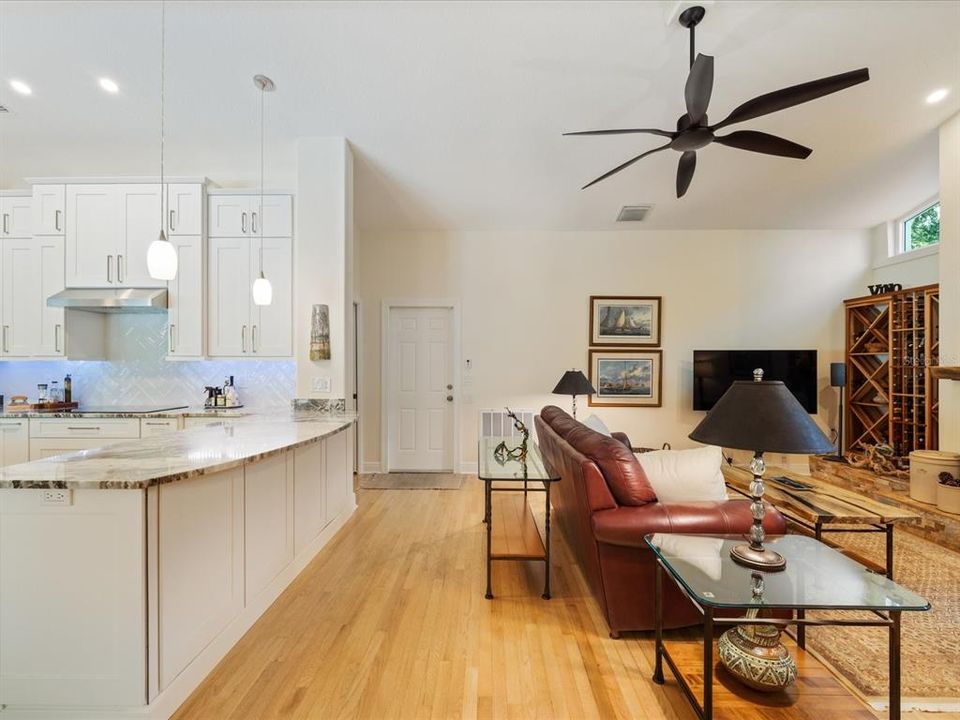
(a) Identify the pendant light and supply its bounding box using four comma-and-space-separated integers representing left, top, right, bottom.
147, 0, 178, 281
251, 74, 275, 306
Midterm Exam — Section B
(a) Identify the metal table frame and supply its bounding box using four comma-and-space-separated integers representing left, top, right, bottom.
652, 559, 904, 720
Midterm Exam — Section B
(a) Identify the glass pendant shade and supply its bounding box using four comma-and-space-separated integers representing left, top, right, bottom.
147, 230, 178, 280
252, 273, 273, 306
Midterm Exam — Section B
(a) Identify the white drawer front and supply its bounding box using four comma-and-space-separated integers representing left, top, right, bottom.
30, 418, 141, 439
140, 418, 180, 437
183, 417, 235, 429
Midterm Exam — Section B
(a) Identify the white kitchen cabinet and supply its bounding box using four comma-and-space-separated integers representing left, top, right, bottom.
166, 184, 203, 236
118, 184, 165, 288
32, 184, 65, 235
293, 441, 325, 554
208, 194, 291, 238
324, 427, 351, 524
1, 237, 37, 358
182, 416, 238, 429
208, 236, 291, 358
0, 195, 32, 239
35, 235, 65, 357
244, 452, 294, 601
140, 418, 181, 437
167, 235, 205, 358
0, 419, 29, 467
65, 184, 122, 288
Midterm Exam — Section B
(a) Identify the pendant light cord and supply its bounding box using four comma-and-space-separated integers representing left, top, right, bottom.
159, 0, 165, 220
259, 81, 265, 276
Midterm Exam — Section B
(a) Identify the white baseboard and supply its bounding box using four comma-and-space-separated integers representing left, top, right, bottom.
0, 501, 359, 720
459, 461, 476, 475
361, 461, 381, 474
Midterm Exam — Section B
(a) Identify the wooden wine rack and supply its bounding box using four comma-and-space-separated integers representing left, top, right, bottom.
844, 284, 939, 457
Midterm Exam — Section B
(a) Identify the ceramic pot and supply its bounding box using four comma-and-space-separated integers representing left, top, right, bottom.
937, 482, 960, 515
911, 450, 960, 504
717, 623, 797, 692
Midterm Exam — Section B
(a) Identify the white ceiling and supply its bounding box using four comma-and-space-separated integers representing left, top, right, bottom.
0, 1, 958, 231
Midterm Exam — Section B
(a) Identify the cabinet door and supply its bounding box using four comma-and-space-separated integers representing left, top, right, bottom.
1, 237, 37, 357
167, 184, 203, 236
167, 235, 205, 358
244, 452, 294, 601
36, 235, 66, 357
118, 184, 165, 288
0, 420, 29, 467
208, 237, 251, 357
252, 195, 292, 237
65, 185, 121, 288
250, 237, 292, 357
32, 184, 66, 235
208, 196, 251, 237
0, 196, 33, 238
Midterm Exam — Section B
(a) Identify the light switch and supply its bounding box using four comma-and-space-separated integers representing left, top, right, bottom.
312, 376, 331, 393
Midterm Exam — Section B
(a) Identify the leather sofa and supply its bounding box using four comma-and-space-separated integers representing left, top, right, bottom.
535, 405, 786, 635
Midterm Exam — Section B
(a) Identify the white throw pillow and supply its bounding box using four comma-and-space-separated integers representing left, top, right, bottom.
636, 445, 727, 502
582, 414, 612, 437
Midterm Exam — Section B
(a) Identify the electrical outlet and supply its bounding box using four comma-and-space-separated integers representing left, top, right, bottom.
41, 489, 72, 506
312, 376, 331, 393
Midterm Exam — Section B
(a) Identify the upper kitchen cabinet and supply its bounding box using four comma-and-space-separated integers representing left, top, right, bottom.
0, 194, 33, 239
118, 184, 165, 288
32, 184, 66, 235
167, 184, 204, 236
167, 234, 205, 359
1, 237, 38, 357
208, 193, 292, 238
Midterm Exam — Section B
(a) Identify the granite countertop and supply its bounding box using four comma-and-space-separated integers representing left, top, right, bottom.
0, 411, 358, 490
0, 406, 257, 419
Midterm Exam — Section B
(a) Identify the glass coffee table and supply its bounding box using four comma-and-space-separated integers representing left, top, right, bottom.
646, 533, 930, 720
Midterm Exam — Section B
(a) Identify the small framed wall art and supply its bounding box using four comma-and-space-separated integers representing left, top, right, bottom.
589, 295, 661, 347
588, 349, 662, 408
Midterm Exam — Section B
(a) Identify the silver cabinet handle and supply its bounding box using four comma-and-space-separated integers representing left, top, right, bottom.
241, 325, 247, 353
252, 325, 258, 353
117, 254, 123, 284
251, 212, 258, 234
2, 213, 8, 234
55, 324, 61, 353
144, 421, 169, 426
169, 209, 176, 232
241, 212, 248, 234
169, 323, 176, 353
2, 325, 8, 353
68, 426, 100, 431
1, 422, 23, 428
55, 209, 62, 232
107, 255, 113, 283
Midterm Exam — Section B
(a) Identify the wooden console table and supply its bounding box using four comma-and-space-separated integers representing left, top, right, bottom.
722, 464, 920, 580
478, 437, 560, 600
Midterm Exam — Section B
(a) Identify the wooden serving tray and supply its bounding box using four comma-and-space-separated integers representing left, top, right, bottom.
4, 401, 79, 413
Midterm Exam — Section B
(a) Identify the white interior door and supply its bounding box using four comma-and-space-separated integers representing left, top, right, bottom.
387, 306, 454, 472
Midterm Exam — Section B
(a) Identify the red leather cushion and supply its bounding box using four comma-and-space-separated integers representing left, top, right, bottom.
565, 425, 657, 506
541, 405, 580, 439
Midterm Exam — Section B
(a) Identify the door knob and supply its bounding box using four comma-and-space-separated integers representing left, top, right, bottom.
446, 395, 453, 402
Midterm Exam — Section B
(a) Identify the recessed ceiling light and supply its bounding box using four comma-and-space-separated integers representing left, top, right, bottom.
9, 79, 32, 95
98, 77, 119, 94
926, 88, 949, 104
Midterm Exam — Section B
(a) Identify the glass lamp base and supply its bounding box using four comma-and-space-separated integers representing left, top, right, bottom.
730, 543, 787, 572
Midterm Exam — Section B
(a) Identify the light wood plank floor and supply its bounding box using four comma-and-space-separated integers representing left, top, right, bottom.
173, 480, 957, 720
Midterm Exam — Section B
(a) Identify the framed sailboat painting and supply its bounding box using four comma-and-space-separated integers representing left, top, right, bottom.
588, 349, 662, 407
589, 296, 661, 347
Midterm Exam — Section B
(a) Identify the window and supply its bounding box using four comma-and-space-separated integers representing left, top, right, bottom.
901, 201, 940, 253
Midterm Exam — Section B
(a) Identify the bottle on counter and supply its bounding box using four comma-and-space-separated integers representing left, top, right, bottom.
37, 383, 48, 404
64, 374, 72, 403
49, 380, 62, 403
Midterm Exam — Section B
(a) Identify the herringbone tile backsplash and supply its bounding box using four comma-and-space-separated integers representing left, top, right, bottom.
0, 315, 295, 408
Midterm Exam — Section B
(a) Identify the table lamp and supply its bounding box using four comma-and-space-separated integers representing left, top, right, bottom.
689, 368, 834, 571
552, 370, 596, 419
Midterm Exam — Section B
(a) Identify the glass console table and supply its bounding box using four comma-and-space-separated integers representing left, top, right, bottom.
477, 436, 560, 600
646, 533, 930, 720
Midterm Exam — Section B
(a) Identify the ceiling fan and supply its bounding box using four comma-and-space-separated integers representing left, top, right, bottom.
565, 5, 869, 198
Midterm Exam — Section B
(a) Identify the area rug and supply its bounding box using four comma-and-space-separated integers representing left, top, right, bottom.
802, 526, 960, 711
358, 473, 466, 490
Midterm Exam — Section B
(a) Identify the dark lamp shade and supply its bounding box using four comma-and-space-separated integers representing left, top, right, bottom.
552, 370, 596, 396
689, 380, 834, 455
830, 362, 846, 388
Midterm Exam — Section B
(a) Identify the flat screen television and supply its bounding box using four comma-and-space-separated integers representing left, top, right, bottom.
693, 350, 818, 413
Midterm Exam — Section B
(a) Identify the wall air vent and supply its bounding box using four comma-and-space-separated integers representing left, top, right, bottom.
0, 105, 9, 113
616, 205, 652, 222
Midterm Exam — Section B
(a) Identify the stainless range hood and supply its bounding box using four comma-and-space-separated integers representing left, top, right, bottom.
47, 288, 169, 314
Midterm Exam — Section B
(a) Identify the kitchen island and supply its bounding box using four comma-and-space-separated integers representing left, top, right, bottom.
0, 411, 357, 719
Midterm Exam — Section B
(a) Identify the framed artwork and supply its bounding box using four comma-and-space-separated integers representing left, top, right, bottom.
588, 349, 662, 408
589, 295, 661, 347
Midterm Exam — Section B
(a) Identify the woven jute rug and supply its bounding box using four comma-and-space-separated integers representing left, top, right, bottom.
803, 526, 960, 711
359, 473, 465, 490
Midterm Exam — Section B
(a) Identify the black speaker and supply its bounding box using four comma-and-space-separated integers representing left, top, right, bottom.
830, 362, 846, 388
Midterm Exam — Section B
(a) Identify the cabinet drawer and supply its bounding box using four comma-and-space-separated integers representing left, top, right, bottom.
141, 418, 181, 437
0, 419, 30, 467
183, 416, 236, 429
30, 418, 141, 439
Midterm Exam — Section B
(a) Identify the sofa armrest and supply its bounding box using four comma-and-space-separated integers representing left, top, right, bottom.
611, 431, 632, 450
592, 500, 786, 549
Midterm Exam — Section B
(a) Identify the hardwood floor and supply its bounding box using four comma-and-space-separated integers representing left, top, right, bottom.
173, 480, 956, 720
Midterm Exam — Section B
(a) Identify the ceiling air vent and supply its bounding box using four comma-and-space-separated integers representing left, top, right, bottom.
616, 205, 652, 222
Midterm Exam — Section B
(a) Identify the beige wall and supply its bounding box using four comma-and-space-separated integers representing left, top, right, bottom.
358, 229, 871, 472
939, 113, 960, 449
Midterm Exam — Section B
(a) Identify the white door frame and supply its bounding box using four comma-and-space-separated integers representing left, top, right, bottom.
381, 299, 461, 474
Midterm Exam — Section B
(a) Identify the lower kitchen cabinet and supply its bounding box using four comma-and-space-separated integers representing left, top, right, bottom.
244, 452, 294, 601
140, 418, 181, 436
29, 418, 141, 460
0, 419, 29, 467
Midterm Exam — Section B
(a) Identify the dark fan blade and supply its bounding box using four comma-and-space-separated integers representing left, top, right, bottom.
564, 128, 674, 138
581, 142, 672, 189
711, 68, 869, 130
676, 151, 696, 198
684, 54, 714, 125
714, 130, 812, 159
